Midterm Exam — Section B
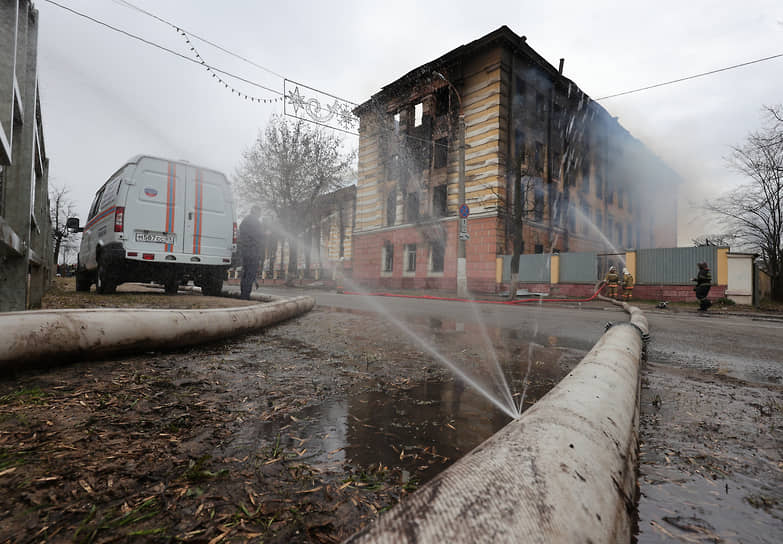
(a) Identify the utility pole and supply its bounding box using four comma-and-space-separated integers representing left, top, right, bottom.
434, 71, 468, 297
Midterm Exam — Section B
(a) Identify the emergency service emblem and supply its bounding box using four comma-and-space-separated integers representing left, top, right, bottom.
144, 188, 158, 197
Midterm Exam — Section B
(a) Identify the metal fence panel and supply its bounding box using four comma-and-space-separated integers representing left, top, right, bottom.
502, 255, 512, 283
559, 252, 598, 283
517, 254, 551, 283
637, 246, 720, 285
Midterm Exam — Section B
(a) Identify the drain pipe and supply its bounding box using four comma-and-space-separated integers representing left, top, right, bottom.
0, 295, 314, 370
346, 300, 648, 544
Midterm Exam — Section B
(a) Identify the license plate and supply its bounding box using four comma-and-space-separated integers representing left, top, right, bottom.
135, 231, 175, 244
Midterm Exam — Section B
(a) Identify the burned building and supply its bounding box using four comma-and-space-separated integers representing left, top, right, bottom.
351, 26, 679, 293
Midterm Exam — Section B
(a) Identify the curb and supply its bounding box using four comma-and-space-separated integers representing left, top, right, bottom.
0, 294, 315, 370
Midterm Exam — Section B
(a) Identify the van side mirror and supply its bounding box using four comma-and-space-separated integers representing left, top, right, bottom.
66, 217, 83, 232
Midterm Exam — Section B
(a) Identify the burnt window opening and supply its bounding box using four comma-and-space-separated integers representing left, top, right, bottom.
433, 185, 448, 217
383, 241, 394, 272
406, 192, 420, 223
580, 158, 590, 192
534, 244, 544, 254
606, 182, 614, 205
514, 76, 526, 107
405, 244, 417, 272
607, 217, 614, 242
582, 202, 591, 234
617, 224, 623, 247
553, 103, 563, 129
515, 129, 526, 164
534, 186, 545, 222
388, 154, 400, 180
435, 87, 450, 117
536, 93, 545, 120
618, 187, 624, 209
627, 224, 633, 248
433, 138, 448, 169
414, 103, 423, 127
386, 190, 397, 226
534, 142, 544, 173
553, 151, 561, 179
430, 241, 445, 273
595, 172, 603, 199
596, 211, 603, 231
393, 112, 401, 134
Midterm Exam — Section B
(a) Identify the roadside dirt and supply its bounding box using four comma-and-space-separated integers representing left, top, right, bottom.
0, 279, 581, 543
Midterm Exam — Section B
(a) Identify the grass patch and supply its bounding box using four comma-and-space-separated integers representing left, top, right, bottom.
0, 387, 47, 405
183, 455, 229, 483
74, 498, 161, 543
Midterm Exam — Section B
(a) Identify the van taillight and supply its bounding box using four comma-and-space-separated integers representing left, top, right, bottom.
114, 207, 125, 232
232, 222, 237, 244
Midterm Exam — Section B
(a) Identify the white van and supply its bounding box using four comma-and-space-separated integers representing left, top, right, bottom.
68, 155, 236, 295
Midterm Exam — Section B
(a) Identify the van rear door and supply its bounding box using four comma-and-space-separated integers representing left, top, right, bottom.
126, 157, 186, 253
183, 167, 233, 258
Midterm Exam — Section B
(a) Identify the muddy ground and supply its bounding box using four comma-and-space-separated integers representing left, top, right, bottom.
0, 279, 583, 543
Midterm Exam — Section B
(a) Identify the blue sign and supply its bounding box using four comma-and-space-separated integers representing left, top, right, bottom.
459, 204, 470, 218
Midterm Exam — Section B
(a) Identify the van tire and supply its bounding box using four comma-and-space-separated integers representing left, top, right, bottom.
201, 274, 223, 297
75, 261, 91, 292
96, 259, 117, 294
164, 278, 179, 295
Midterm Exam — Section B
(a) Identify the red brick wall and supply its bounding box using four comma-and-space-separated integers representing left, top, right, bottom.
632, 284, 726, 302
352, 216, 500, 292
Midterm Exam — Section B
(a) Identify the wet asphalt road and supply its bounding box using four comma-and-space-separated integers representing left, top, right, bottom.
255, 287, 783, 385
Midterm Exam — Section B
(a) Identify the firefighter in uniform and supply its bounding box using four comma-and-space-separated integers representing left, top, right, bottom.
693, 261, 713, 311
604, 266, 620, 299
621, 267, 634, 300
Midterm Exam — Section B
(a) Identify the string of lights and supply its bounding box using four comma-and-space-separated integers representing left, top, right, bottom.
42, 0, 283, 98
176, 28, 282, 104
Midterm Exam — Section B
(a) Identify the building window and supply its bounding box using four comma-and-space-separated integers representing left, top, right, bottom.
534, 187, 544, 222
607, 217, 614, 242
580, 158, 590, 192
388, 154, 400, 180
553, 103, 563, 129
596, 211, 603, 231
515, 129, 526, 164
405, 244, 417, 272
430, 241, 445, 273
618, 187, 624, 209
382, 241, 394, 273
582, 203, 591, 234
627, 224, 633, 248
515, 76, 526, 101
433, 138, 448, 169
534, 142, 543, 173
617, 224, 623, 247
433, 185, 447, 217
435, 87, 450, 117
393, 112, 401, 134
386, 189, 397, 226
534, 244, 544, 254
414, 103, 423, 127
406, 192, 419, 223
553, 151, 561, 179
536, 93, 545, 119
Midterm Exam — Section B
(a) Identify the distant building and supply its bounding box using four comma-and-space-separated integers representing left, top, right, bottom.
352, 26, 679, 293
0, 0, 52, 311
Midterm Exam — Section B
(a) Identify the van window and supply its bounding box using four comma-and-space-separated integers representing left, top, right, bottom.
87, 187, 105, 220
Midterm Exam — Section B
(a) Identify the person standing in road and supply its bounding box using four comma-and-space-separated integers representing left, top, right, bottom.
693, 261, 712, 311
621, 267, 634, 300
238, 205, 264, 300
604, 266, 620, 299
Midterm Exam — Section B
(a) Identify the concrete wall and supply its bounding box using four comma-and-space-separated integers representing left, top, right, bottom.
0, 0, 51, 312
726, 253, 754, 305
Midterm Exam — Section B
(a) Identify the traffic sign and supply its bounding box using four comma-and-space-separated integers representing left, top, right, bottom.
459, 204, 470, 218
459, 232, 470, 241
459, 217, 467, 232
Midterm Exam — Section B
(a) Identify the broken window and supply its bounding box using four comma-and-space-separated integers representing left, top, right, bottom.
515, 129, 526, 165
433, 138, 448, 169
433, 185, 447, 217
414, 103, 423, 127
534, 244, 544, 254
553, 151, 561, 179
406, 192, 419, 223
580, 158, 590, 193
430, 241, 445, 273
435, 87, 450, 117
386, 189, 397, 226
405, 244, 417, 272
383, 241, 394, 272
534, 142, 544, 173
536, 93, 545, 120
534, 186, 544, 222
393, 112, 401, 134
515, 76, 526, 106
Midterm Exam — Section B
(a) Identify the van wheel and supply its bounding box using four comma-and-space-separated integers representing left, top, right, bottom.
201, 274, 223, 297
96, 259, 117, 294
75, 262, 91, 292
164, 278, 179, 295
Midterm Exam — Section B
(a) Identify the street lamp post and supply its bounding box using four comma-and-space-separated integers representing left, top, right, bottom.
434, 72, 468, 297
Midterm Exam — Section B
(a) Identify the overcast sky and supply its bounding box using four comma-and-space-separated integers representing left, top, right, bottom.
36, 0, 783, 246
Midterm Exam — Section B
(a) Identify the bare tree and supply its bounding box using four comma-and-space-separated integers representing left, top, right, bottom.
49, 182, 79, 269
691, 234, 737, 247
706, 105, 783, 300
234, 115, 356, 280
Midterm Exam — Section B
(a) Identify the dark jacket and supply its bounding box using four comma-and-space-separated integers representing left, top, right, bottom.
238, 215, 264, 259
693, 267, 712, 298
